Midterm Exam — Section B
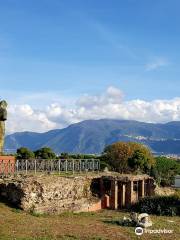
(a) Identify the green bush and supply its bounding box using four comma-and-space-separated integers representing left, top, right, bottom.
131, 195, 180, 216
100, 161, 111, 171
152, 157, 180, 186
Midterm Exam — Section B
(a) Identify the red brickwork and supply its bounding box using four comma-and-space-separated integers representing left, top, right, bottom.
0, 156, 16, 174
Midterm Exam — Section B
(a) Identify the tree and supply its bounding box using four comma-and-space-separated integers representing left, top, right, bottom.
153, 157, 180, 186
34, 147, 56, 159
104, 142, 132, 173
16, 147, 35, 159
103, 142, 155, 173
128, 149, 148, 173
60, 152, 69, 159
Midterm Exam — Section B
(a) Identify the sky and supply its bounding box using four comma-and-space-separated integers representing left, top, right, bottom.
0, 0, 180, 133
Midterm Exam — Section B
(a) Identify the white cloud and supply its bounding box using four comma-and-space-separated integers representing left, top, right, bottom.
5, 86, 180, 134
7, 104, 56, 133
145, 57, 168, 71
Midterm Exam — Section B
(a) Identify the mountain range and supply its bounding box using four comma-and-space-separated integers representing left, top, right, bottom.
4, 119, 180, 154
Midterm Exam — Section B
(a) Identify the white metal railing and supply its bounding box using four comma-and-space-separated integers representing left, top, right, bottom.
0, 159, 100, 176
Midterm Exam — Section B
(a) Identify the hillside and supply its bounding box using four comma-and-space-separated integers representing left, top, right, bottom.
5, 119, 180, 154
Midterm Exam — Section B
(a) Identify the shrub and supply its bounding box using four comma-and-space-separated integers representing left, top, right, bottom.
34, 147, 56, 159
16, 147, 35, 159
131, 195, 180, 216
152, 157, 180, 186
100, 161, 111, 171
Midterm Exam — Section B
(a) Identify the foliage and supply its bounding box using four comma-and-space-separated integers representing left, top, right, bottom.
59, 153, 98, 159
103, 142, 154, 173
128, 142, 154, 171
100, 161, 111, 171
151, 157, 180, 186
34, 147, 56, 159
60, 152, 69, 159
128, 149, 152, 173
98, 154, 112, 170
104, 142, 132, 173
131, 195, 180, 216
16, 147, 35, 159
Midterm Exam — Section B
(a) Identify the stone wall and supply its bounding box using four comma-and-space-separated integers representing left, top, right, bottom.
154, 185, 175, 196
0, 172, 156, 214
0, 175, 101, 214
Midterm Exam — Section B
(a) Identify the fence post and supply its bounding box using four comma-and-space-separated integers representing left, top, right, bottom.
85, 159, 88, 173
35, 159, 37, 174
80, 159, 81, 173
58, 159, 61, 175
98, 160, 100, 172
72, 159, 75, 175
25, 159, 28, 175
50, 159, 52, 173
92, 159, 95, 172
65, 159, 68, 173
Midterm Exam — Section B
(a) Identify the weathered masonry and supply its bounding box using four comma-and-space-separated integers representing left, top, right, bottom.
0, 173, 155, 214
99, 174, 155, 209
0, 156, 15, 174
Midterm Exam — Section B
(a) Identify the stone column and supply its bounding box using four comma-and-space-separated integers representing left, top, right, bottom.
118, 183, 126, 208
0, 100, 7, 155
125, 180, 133, 208
110, 180, 118, 210
100, 178, 105, 197
0, 121, 5, 155
138, 180, 145, 198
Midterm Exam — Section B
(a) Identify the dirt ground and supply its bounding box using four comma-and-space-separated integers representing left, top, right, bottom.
0, 202, 179, 240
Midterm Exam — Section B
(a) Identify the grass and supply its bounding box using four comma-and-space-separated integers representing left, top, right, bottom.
0, 202, 179, 240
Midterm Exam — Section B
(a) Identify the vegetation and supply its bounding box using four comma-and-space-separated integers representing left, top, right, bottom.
16, 147, 35, 159
59, 153, 98, 159
16, 147, 99, 161
131, 194, 180, 216
15, 143, 180, 188
151, 156, 180, 186
34, 147, 56, 159
16, 147, 56, 159
102, 142, 154, 174
0, 202, 179, 240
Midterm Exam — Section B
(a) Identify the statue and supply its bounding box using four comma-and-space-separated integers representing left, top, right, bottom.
0, 100, 8, 155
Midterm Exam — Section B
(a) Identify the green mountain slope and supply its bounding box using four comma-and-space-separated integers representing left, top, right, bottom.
5, 119, 180, 154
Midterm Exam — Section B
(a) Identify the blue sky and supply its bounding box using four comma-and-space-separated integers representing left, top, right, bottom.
1, 0, 180, 100
1, 0, 180, 132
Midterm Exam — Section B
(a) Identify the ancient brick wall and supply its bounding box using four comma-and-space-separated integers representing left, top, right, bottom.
0, 156, 15, 174
0, 175, 101, 214
0, 173, 156, 214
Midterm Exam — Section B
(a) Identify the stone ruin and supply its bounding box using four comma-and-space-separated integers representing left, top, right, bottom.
0, 172, 155, 214
0, 99, 15, 172
0, 99, 156, 214
122, 212, 152, 228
